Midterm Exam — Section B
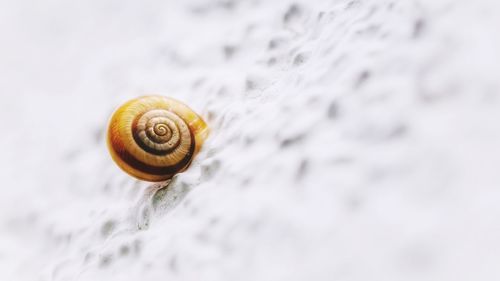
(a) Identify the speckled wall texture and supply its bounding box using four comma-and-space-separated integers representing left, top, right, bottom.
0, 0, 499, 280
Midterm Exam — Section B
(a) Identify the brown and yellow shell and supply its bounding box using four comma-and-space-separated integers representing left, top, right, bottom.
107, 95, 209, 182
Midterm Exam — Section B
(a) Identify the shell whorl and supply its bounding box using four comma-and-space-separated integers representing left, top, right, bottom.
107, 96, 209, 182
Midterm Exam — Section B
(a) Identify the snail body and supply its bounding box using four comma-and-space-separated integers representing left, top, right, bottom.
107, 96, 209, 182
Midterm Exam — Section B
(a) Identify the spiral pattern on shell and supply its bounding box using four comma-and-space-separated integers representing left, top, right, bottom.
107, 96, 209, 182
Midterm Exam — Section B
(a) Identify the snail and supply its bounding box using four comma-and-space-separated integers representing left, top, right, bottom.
107, 95, 209, 182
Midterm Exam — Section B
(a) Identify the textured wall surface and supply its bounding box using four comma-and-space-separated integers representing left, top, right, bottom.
1, 0, 500, 280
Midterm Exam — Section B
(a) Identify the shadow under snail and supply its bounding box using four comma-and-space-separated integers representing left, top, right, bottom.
107, 95, 209, 182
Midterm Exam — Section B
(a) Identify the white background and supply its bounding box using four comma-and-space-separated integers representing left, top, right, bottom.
1, 0, 500, 280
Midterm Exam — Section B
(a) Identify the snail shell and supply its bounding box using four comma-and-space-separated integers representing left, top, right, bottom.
107, 95, 209, 182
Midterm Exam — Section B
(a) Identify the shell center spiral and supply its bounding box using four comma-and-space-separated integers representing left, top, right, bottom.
154, 123, 169, 136
133, 109, 186, 155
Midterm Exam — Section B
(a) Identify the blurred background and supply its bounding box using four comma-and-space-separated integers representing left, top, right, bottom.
1, 0, 500, 280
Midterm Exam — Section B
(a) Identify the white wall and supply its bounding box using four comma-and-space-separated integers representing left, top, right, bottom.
0, 0, 499, 280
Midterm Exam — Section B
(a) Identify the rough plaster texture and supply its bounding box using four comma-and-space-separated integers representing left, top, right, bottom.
0, 0, 500, 280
